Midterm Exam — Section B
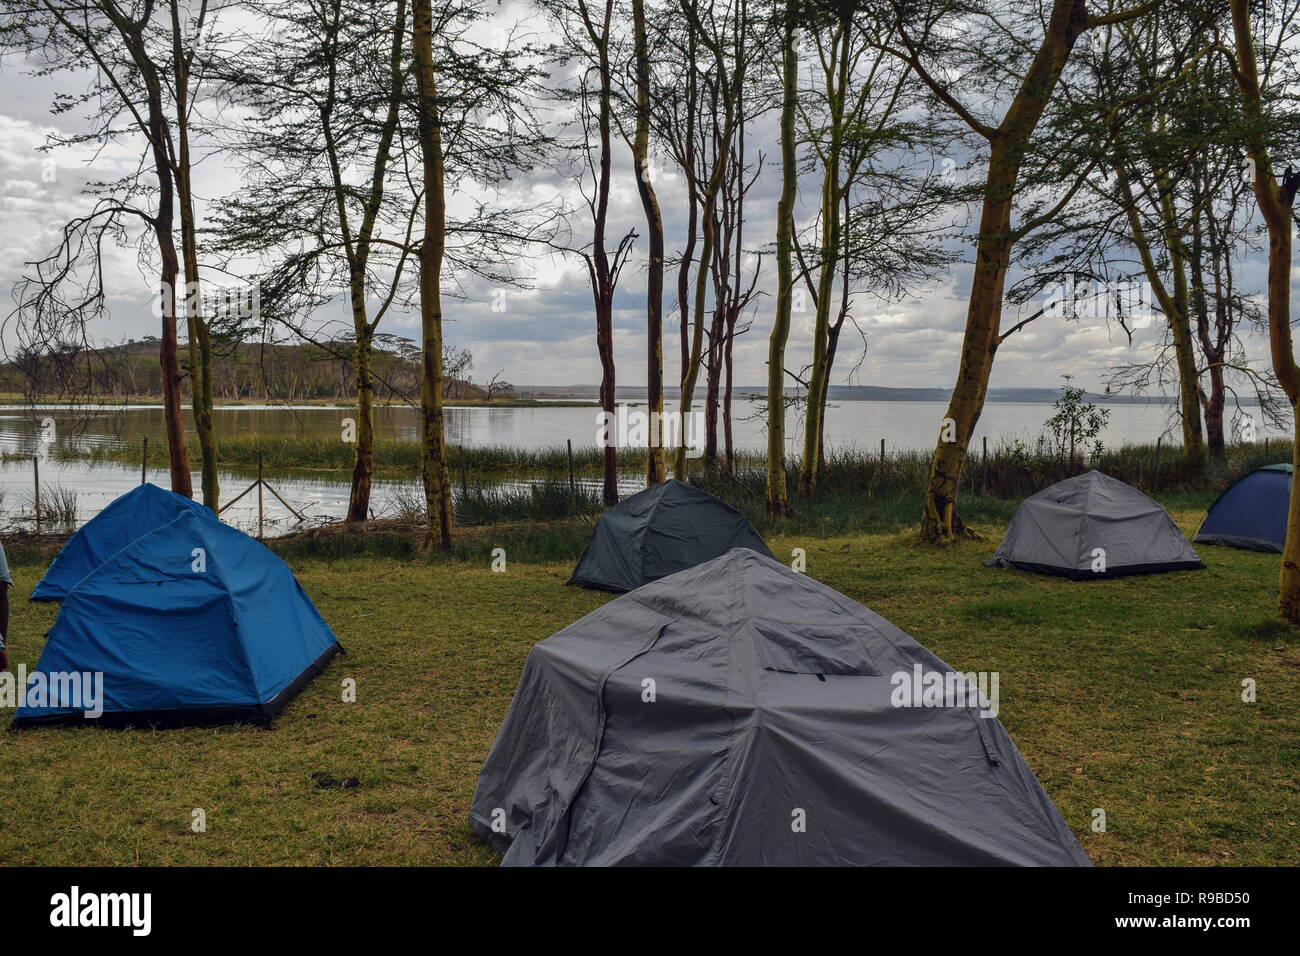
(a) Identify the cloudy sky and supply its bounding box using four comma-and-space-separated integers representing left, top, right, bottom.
0, 2, 1282, 395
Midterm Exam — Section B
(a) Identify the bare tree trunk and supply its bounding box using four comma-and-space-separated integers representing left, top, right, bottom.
1230, 0, 1300, 621
338, 0, 406, 523
91, 5, 191, 496
702, 276, 726, 468
1191, 215, 1226, 455
765, 0, 798, 517
799, 17, 849, 497
675, 22, 700, 475
723, 304, 736, 470
674, 0, 744, 481
632, 0, 666, 486
349, 326, 376, 521
413, 0, 453, 549
580, 0, 620, 507
145, 70, 190, 495
169, 1, 216, 509
676, 188, 714, 481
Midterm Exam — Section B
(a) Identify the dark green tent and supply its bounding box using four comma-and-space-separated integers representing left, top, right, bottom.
568, 479, 774, 592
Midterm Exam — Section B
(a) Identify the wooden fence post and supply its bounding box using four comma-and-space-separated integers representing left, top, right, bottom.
567, 439, 577, 500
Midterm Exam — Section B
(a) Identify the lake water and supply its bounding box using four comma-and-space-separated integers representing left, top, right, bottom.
0, 399, 1284, 535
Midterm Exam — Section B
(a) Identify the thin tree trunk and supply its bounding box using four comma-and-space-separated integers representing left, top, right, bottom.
583, 0, 619, 507
413, 0, 453, 549
349, 326, 376, 521
632, 0, 666, 486
146, 70, 191, 496
169, 3, 216, 509
723, 304, 736, 470
703, 264, 726, 468
1114, 161, 1206, 468
676, 24, 699, 438
799, 17, 849, 497
1191, 214, 1226, 455
340, 0, 406, 523
676, 187, 715, 481
1229, 0, 1300, 621
765, 0, 798, 518
97, 8, 191, 497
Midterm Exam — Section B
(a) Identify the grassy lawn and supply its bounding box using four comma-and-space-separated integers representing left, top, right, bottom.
0, 504, 1296, 866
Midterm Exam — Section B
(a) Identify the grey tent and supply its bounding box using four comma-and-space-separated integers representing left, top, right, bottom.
987, 470, 1204, 580
567, 479, 774, 592
472, 548, 1091, 866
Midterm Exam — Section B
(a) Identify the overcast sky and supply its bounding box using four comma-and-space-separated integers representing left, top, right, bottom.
0, 2, 1285, 395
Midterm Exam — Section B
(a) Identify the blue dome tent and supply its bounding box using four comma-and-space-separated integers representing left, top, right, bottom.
31, 482, 216, 602
1194, 463, 1293, 553
12, 510, 341, 728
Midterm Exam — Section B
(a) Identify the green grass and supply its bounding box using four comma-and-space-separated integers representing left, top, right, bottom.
0, 504, 1296, 866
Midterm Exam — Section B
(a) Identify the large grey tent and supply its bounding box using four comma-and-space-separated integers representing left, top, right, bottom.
473, 548, 1091, 866
987, 470, 1204, 580
568, 479, 774, 592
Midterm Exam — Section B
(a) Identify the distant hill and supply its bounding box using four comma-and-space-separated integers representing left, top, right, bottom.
0, 338, 486, 403
514, 383, 1186, 405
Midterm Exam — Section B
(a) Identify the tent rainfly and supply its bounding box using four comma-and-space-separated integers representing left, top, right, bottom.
30, 482, 217, 602
986, 470, 1204, 579
473, 548, 1091, 866
12, 510, 340, 728
1194, 463, 1293, 553
568, 479, 774, 593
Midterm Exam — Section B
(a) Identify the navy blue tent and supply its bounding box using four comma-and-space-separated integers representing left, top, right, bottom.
12, 510, 340, 728
1194, 463, 1293, 553
31, 483, 216, 602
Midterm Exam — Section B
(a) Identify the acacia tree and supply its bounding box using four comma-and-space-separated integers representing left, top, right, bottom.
630, 0, 667, 485
706, 111, 764, 470
213, 0, 414, 524
1091, 11, 1214, 468
671, 0, 751, 480
166, 0, 218, 508
765, 0, 799, 516
215, 0, 551, 524
883, 0, 1156, 541
1186, 158, 1282, 450
412, 0, 453, 548
793, 1, 953, 494
1, 0, 229, 497
1008, 10, 1279, 461
1225, 0, 1300, 620
545, 0, 635, 506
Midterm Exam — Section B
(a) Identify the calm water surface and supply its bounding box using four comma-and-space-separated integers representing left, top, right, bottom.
0, 399, 1283, 534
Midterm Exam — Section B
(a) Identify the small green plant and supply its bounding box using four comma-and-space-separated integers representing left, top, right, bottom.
1044, 376, 1110, 462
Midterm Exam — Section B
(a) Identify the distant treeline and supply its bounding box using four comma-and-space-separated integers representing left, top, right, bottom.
0, 338, 486, 404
